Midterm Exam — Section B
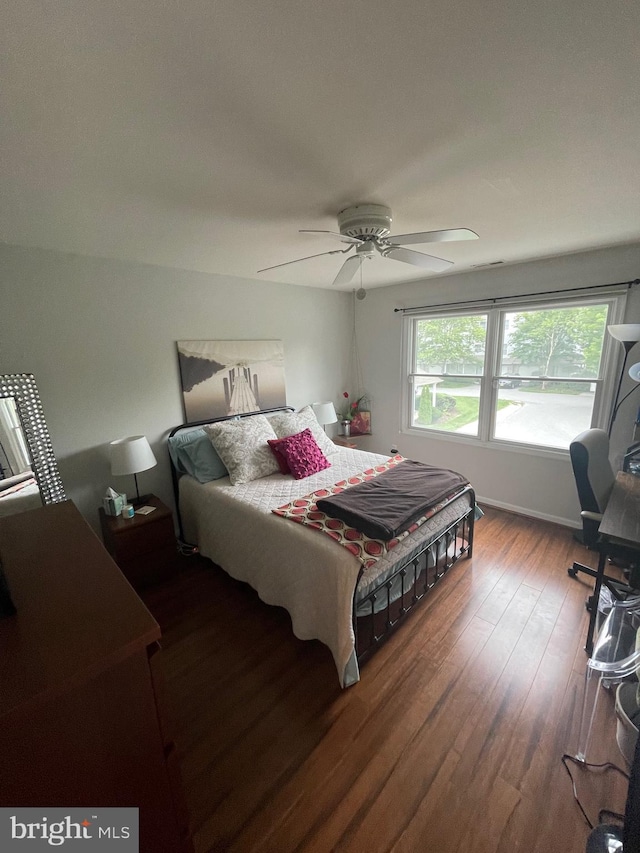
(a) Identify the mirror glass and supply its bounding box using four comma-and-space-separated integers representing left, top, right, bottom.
0, 396, 42, 516
0, 397, 31, 474
0, 374, 66, 517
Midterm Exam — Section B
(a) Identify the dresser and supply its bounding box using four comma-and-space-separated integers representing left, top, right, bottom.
0, 501, 192, 853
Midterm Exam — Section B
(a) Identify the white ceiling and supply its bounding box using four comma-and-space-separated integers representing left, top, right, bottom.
1, 0, 639, 290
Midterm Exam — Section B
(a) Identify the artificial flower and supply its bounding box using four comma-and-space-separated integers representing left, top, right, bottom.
338, 391, 368, 421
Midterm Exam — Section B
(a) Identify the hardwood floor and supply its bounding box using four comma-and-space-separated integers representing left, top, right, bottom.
142, 507, 630, 853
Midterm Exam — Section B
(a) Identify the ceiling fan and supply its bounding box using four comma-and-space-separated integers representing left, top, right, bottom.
258, 204, 479, 286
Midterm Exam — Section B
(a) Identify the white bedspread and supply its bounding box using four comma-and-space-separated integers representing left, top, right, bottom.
179, 447, 472, 686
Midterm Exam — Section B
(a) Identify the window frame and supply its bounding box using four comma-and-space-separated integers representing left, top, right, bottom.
401, 290, 627, 458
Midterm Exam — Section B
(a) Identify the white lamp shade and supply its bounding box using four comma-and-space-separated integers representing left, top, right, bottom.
311, 401, 338, 426
110, 435, 157, 475
607, 324, 640, 343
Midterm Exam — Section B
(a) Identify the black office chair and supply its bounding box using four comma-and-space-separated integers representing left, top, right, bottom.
586, 728, 640, 852
567, 428, 640, 651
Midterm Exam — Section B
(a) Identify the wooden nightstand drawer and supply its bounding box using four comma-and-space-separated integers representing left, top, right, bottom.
113, 514, 175, 559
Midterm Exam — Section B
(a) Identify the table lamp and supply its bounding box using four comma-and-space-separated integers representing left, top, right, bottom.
110, 435, 157, 504
311, 402, 338, 432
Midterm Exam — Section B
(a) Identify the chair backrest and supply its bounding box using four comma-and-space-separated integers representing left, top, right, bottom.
570, 429, 615, 543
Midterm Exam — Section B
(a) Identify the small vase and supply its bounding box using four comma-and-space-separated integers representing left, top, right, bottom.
341, 420, 351, 437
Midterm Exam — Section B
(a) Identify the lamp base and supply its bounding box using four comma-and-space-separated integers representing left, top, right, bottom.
131, 493, 152, 508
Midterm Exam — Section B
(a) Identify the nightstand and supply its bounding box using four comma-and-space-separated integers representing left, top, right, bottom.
99, 494, 177, 590
333, 436, 357, 448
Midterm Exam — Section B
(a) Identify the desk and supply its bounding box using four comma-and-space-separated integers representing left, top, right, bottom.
599, 471, 640, 544
585, 472, 640, 655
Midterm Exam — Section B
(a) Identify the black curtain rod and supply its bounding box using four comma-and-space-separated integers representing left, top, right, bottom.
393, 278, 640, 314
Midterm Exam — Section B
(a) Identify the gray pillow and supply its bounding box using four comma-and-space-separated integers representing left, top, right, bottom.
168, 429, 228, 483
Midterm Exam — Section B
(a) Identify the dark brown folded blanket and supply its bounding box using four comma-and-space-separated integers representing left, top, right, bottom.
316, 460, 469, 541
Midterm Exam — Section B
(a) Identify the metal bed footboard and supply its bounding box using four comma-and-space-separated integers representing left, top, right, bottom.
354, 485, 476, 666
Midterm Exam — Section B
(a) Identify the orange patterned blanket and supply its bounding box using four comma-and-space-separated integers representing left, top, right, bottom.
272, 455, 464, 569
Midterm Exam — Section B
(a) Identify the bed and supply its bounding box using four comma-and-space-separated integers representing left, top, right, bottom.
168, 407, 476, 687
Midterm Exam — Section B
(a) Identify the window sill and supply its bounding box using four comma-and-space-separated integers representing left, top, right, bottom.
401, 425, 571, 462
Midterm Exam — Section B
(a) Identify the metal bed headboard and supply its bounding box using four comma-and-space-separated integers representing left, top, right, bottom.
167, 406, 295, 543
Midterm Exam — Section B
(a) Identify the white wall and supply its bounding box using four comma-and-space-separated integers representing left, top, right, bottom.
1, 243, 353, 527
3, 241, 639, 531
353, 244, 640, 527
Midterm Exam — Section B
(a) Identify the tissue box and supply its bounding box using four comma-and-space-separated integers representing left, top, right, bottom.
103, 493, 127, 517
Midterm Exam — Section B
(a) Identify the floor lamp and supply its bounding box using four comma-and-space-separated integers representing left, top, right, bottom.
607, 324, 640, 437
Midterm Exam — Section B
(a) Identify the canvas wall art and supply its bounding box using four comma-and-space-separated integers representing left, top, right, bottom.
177, 340, 286, 422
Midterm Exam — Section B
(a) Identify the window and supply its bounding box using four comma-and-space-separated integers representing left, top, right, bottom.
404, 294, 624, 452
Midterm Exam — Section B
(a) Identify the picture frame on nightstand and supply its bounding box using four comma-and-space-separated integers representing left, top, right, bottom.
349, 410, 371, 436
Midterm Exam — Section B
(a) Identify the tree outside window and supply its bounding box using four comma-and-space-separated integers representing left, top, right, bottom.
505, 306, 607, 386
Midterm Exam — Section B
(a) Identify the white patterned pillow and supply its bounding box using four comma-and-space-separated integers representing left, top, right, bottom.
269, 406, 337, 457
205, 415, 279, 485
267, 411, 301, 438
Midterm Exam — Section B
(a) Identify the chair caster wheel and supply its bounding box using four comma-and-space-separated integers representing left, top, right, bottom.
568, 567, 578, 578
586, 595, 596, 612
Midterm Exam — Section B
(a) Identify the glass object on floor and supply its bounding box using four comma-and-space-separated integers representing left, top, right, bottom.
576, 596, 640, 763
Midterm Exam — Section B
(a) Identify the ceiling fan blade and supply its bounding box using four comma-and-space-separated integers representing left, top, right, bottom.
257, 248, 347, 274
299, 229, 363, 245
384, 246, 453, 273
332, 254, 363, 286
387, 228, 479, 245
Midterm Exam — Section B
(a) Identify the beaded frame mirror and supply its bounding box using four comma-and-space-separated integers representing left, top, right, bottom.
0, 373, 66, 505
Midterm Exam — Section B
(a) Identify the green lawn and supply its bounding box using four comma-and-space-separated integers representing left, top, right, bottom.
438, 378, 480, 389
416, 395, 513, 431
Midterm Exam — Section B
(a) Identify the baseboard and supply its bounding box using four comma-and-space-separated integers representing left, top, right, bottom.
475, 494, 579, 531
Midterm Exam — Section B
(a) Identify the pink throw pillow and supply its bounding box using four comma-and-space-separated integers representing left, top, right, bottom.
268, 429, 331, 479
267, 438, 292, 474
